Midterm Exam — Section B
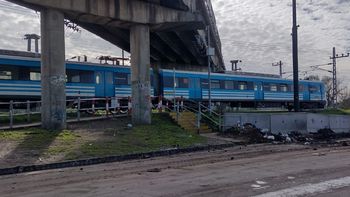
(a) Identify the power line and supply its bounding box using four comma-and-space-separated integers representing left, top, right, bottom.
220, 38, 331, 54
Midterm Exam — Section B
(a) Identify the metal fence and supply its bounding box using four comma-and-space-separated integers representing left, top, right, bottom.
166, 100, 223, 133
0, 97, 131, 129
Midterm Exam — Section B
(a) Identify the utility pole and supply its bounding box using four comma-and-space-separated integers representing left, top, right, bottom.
230, 60, 242, 71
292, 0, 300, 112
207, 26, 213, 113
330, 47, 350, 107
272, 61, 283, 78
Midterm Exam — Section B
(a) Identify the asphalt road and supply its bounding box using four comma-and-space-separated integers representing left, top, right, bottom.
1, 144, 350, 197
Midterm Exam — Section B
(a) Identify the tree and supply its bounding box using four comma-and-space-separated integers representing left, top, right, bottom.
339, 91, 350, 108
321, 76, 346, 107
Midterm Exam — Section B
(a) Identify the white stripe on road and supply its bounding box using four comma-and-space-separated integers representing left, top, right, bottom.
254, 176, 350, 197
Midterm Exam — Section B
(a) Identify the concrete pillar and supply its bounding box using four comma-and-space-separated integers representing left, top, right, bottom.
41, 9, 66, 130
27, 39, 31, 52
130, 25, 151, 125
34, 38, 39, 53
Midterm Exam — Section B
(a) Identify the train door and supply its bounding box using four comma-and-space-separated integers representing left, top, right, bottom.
104, 72, 115, 97
255, 82, 263, 100
189, 78, 202, 100
95, 71, 105, 97
95, 71, 115, 97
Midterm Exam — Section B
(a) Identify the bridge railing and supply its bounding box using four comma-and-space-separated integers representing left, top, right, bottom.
197, 0, 224, 69
201, 0, 222, 51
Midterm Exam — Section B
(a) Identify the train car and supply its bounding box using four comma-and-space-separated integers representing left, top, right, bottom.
0, 52, 154, 101
160, 69, 326, 109
0, 50, 326, 109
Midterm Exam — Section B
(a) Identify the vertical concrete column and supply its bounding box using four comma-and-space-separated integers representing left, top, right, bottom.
27, 39, 31, 52
41, 9, 66, 130
130, 25, 151, 125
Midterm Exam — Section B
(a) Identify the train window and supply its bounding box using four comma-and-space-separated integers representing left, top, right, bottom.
201, 79, 209, 89
67, 70, 80, 83
247, 82, 254, 90
115, 73, 130, 85
299, 85, 304, 92
263, 84, 270, 91
176, 77, 189, 88
67, 69, 94, 83
0, 71, 12, 80
254, 84, 258, 91
30, 72, 41, 81
163, 77, 188, 88
0, 65, 25, 80
224, 81, 234, 90
289, 85, 304, 92
163, 77, 174, 88
309, 85, 320, 93
211, 80, 221, 89
280, 84, 288, 92
80, 71, 94, 83
238, 81, 247, 90
270, 84, 278, 92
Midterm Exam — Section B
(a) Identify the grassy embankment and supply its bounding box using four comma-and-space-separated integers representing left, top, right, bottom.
318, 108, 350, 115
0, 114, 206, 166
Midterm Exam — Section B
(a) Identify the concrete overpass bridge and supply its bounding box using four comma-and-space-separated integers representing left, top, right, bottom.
5, 0, 224, 129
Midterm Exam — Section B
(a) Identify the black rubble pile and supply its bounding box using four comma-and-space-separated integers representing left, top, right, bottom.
240, 123, 266, 143
223, 123, 350, 144
312, 128, 335, 140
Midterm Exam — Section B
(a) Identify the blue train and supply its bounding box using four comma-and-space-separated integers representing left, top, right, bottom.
0, 50, 326, 109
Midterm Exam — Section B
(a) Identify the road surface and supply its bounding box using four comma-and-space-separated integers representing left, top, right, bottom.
1, 143, 350, 197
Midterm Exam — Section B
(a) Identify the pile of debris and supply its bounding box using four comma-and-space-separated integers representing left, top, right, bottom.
222, 123, 350, 145
222, 123, 268, 143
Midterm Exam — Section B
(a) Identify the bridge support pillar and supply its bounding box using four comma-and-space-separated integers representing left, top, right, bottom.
130, 25, 151, 125
40, 9, 66, 130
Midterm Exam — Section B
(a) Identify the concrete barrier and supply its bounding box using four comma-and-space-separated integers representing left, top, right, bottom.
223, 113, 350, 134
307, 114, 330, 133
271, 113, 307, 134
329, 115, 350, 133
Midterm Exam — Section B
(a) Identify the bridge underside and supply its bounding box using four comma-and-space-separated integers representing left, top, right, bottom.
71, 16, 207, 70
5, 0, 225, 128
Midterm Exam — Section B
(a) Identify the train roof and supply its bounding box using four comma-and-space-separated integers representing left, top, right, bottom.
161, 69, 323, 85
0, 49, 323, 85
0, 49, 131, 70
223, 71, 281, 78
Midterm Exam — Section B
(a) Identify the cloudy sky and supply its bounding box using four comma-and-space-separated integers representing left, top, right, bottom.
0, 0, 349, 84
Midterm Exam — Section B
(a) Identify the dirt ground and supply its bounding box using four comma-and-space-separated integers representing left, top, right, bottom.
1, 143, 350, 197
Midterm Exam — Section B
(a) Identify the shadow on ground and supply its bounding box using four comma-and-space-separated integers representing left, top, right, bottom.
0, 114, 208, 168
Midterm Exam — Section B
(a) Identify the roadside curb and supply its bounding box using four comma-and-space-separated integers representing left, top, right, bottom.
0, 143, 239, 176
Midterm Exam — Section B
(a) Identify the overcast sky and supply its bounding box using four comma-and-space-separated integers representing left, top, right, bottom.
0, 0, 349, 84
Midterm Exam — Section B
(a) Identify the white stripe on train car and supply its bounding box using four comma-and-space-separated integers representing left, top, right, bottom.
66, 93, 95, 97
0, 91, 40, 96
0, 83, 40, 87
0, 87, 41, 91
67, 86, 95, 89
